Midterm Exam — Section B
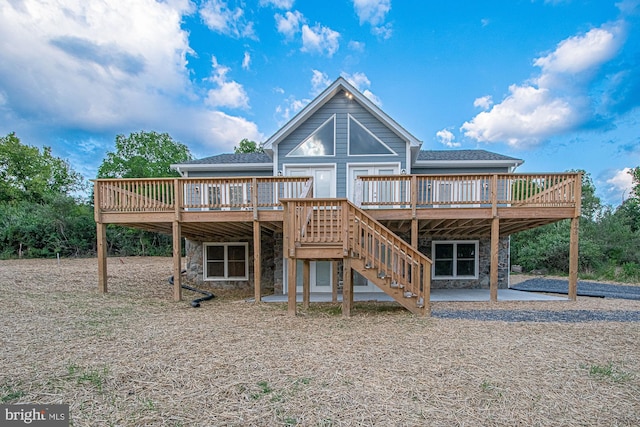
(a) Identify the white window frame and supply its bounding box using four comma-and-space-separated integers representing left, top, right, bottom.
431, 240, 479, 280
347, 114, 397, 156
286, 115, 336, 157
203, 242, 249, 281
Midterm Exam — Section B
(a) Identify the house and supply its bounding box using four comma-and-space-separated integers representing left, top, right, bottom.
94, 77, 582, 316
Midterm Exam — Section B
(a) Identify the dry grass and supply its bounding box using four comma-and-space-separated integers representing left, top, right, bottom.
1, 257, 639, 426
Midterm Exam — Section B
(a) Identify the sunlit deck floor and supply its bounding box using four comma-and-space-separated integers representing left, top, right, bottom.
256, 289, 567, 303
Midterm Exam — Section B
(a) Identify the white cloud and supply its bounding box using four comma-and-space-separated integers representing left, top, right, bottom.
341, 72, 382, 106
534, 27, 620, 75
348, 40, 366, 51
260, 0, 295, 9
606, 167, 634, 200
462, 23, 624, 147
311, 70, 332, 95
301, 24, 340, 57
0, 0, 262, 157
275, 96, 308, 125
436, 129, 461, 148
353, 0, 393, 38
353, 0, 391, 26
473, 95, 493, 110
200, 0, 256, 39
205, 57, 250, 109
242, 51, 251, 70
275, 10, 305, 38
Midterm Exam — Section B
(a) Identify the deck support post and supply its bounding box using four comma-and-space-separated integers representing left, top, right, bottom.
411, 218, 418, 249
253, 221, 262, 303
97, 222, 107, 293
490, 216, 499, 303
568, 217, 579, 301
287, 257, 297, 316
342, 257, 352, 317
302, 260, 310, 309
172, 221, 182, 302
332, 261, 339, 303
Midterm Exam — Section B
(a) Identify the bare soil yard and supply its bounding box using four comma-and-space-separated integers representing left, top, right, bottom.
1, 257, 639, 426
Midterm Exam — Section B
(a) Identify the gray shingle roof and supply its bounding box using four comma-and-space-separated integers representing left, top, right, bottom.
181, 152, 271, 165
417, 149, 521, 162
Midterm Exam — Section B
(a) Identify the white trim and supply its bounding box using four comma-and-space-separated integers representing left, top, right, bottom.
431, 240, 479, 280
286, 114, 336, 158
347, 114, 397, 156
203, 242, 249, 281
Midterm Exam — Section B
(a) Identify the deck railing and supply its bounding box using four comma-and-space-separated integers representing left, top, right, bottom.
357, 173, 580, 209
95, 176, 312, 213
94, 173, 581, 214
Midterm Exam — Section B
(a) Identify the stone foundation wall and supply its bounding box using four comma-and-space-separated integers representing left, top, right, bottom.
418, 237, 510, 289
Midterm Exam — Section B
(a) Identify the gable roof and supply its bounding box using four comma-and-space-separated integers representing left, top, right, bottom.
262, 77, 422, 155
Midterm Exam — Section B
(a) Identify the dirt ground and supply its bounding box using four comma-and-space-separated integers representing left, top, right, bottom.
1, 257, 639, 426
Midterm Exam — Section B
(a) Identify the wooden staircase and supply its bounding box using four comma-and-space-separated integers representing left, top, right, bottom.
282, 198, 431, 316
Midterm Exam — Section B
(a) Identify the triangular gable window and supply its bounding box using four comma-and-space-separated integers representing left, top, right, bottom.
288, 116, 335, 157
348, 115, 396, 156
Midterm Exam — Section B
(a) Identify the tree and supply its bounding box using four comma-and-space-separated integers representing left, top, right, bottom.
630, 167, 640, 200
0, 132, 85, 204
97, 131, 192, 178
234, 138, 263, 154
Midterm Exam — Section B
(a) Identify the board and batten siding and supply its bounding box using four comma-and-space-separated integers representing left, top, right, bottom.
277, 91, 408, 198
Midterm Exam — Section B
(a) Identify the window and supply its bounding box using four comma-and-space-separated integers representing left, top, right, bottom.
204, 243, 248, 281
432, 241, 478, 279
288, 116, 335, 156
348, 115, 395, 155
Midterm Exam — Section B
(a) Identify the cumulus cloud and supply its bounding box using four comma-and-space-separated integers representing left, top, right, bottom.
473, 95, 493, 110
0, 0, 262, 161
301, 24, 340, 56
353, 0, 393, 38
605, 167, 634, 201
436, 129, 461, 148
260, 0, 295, 9
311, 70, 332, 95
205, 57, 250, 109
462, 23, 625, 147
242, 51, 251, 70
348, 40, 366, 51
275, 96, 308, 125
275, 10, 305, 38
341, 72, 382, 106
200, 0, 256, 39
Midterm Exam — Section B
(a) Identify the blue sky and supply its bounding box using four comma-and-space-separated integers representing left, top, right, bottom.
1, 0, 639, 205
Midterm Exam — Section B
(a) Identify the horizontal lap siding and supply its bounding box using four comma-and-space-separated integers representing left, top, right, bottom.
411, 167, 512, 174
279, 91, 407, 198
187, 170, 273, 178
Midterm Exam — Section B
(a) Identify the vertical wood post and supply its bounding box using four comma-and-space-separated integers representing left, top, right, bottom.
287, 257, 297, 316
342, 257, 352, 317
253, 220, 262, 303
490, 216, 499, 302
411, 219, 418, 249
568, 173, 582, 301
97, 221, 107, 293
172, 220, 182, 301
422, 261, 431, 317
332, 261, 339, 303
569, 217, 580, 301
302, 260, 310, 309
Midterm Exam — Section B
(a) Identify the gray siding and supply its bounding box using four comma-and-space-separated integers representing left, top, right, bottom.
410, 166, 512, 175
278, 91, 407, 198
187, 169, 272, 178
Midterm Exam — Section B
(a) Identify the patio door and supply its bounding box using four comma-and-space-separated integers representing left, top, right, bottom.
283, 165, 336, 294
348, 164, 400, 206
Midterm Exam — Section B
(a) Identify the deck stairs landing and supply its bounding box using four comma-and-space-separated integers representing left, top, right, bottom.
282, 198, 431, 315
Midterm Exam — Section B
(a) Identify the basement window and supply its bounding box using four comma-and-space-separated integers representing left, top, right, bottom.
432, 241, 478, 279
204, 243, 248, 281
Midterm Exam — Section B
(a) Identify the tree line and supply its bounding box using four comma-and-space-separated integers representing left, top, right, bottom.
1, 131, 639, 282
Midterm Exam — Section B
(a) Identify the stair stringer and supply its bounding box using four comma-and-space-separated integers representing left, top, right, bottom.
349, 257, 425, 315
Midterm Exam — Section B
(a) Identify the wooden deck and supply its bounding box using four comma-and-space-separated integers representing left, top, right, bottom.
94, 173, 582, 316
